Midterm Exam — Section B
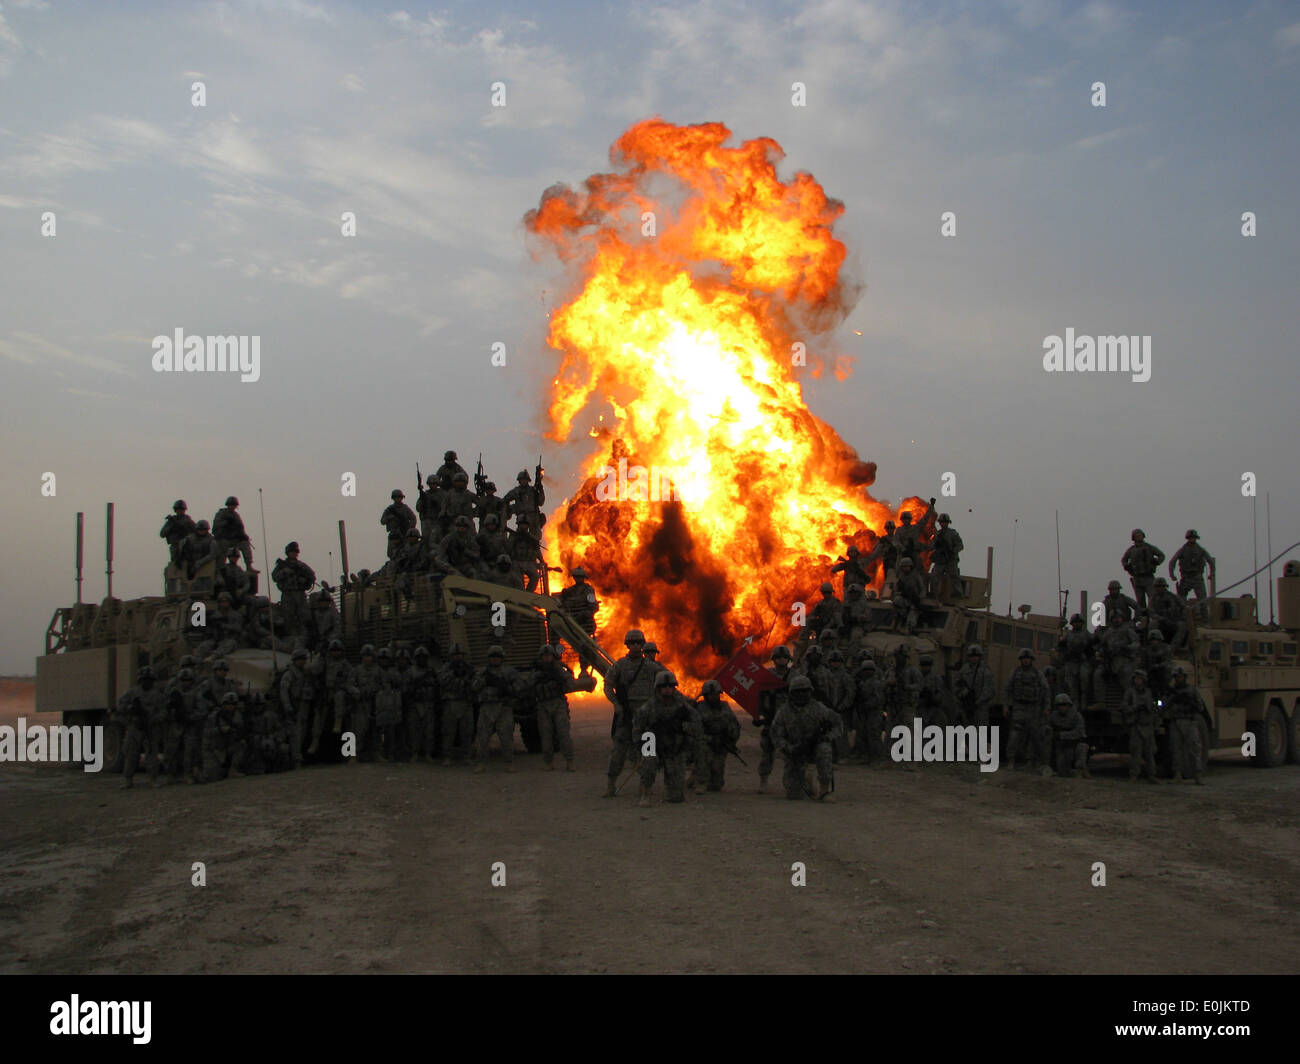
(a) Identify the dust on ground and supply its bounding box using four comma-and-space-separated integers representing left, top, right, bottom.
2, 683, 1297, 974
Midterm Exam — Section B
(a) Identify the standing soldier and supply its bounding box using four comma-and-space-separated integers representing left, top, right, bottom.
893, 557, 927, 632
1149, 577, 1188, 648
406, 646, 440, 761
755, 645, 795, 792
165, 666, 204, 784
272, 542, 315, 641
212, 496, 253, 569
350, 645, 383, 763
1004, 648, 1051, 772
771, 674, 841, 801
1047, 694, 1090, 778
438, 471, 478, 537
1102, 580, 1138, 625
1164, 665, 1208, 784
867, 520, 899, 591
928, 512, 965, 597
808, 582, 842, 637
196, 658, 238, 722
508, 526, 546, 592
435, 450, 466, 490
415, 473, 442, 543
160, 500, 197, 565
602, 629, 659, 796
1057, 615, 1095, 708
894, 502, 935, 568
472, 645, 522, 773
851, 657, 886, 762
1122, 669, 1159, 783
115, 666, 168, 789
181, 519, 219, 577
953, 644, 995, 727
279, 647, 314, 768
533, 644, 594, 771
381, 490, 417, 560
1169, 529, 1216, 608
694, 680, 741, 791
1122, 528, 1166, 613
307, 639, 354, 756
558, 567, 600, 636
822, 648, 856, 758
476, 480, 507, 531
504, 468, 546, 538
374, 647, 404, 762
916, 654, 950, 727
201, 691, 246, 783
439, 644, 475, 766
1097, 611, 1140, 695
631, 671, 698, 806
1144, 629, 1173, 698
840, 583, 871, 643
831, 545, 869, 597
476, 513, 510, 572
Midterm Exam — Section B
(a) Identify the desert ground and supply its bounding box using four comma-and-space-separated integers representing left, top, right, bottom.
1, 679, 1297, 975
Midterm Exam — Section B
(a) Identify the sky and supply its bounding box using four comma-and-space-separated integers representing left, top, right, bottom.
1, 0, 1298, 673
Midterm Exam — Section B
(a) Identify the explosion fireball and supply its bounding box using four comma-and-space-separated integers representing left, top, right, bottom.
525, 118, 928, 682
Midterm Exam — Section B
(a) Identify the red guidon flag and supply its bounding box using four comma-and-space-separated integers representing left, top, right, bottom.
713, 645, 786, 719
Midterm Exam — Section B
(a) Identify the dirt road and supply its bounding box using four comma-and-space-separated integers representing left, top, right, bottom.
2, 686, 1297, 974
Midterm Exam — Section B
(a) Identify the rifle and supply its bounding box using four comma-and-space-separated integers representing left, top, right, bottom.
416, 462, 424, 497
724, 743, 749, 767
475, 453, 487, 495
535, 454, 544, 485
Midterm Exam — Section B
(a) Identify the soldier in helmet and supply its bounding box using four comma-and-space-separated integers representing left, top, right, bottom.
373, 647, 405, 762
1149, 576, 1187, 649
279, 647, 314, 768
1057, 614, 1095, 708
214, 548, 252, 608
434, 515, 481, 578
201, 691, 247, 783
475, 479, 507, 531
694, 679, 741, 791
504, 468, 546, 538
629, 671, 699, 806
198, 591, 246, 659
435, 450, 466, 491
484, 551, 521, 589
1122, 528, 1166, 613
928, 511, 965, 597
114, 666, 169, 788
771, 673, 842, 801
1095, 611, 1140, 696
867, 520, 899, 591
1164, 665, 1208, 784
160, 500, 197, 565
1121, 669, 1159, 782
840, 583, 871, 643
831, 544, 869, 597
393, 527, 429, 593
508, 525, 546, 593
439, 644, 475, 765
894, 501, 936, 568
181, 519, 219, 578
416, 473, 442, 543
271, 542, 315, 641
1047, 693, 1090, 778
438, 471, 478, 538
212, 496, 253, 569
808, 582, 842, 637
893, 557, 927, 632
532, 643, 595, 771
823, 647, 856, 758
381, 490, 417, 560
348, 645, 384, 763
558, 566, 600, 637
406, 646, 440, 761
1169, 529, 1216, 608
472, 645, 523, 773
602, 629, 662, 795
1102, 580, 1138, 625
755, 645, 795, 791
246, 596, 286, 651
1004, 648, 1051, 771
1144, 628, 1173, 697
916, 654, 950, 728
643, 641, 662, 666
851, 657, 885, 762
476, 512, 510, 573
308, 639, 356, 757
165, 666, 205, 784
953, 643, 995, 728
310, 589, 341, 651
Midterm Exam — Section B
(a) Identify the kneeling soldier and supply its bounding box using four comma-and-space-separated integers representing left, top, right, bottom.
631, 671, 698, 806
1047, 693, 1090, 778
771, 674, 842, 801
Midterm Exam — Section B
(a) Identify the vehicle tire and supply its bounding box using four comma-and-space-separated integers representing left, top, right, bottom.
1248, 704, 1287, 767
102, 717, 124, 774
1288, 705, 1300, 766
518, 714, 542, 754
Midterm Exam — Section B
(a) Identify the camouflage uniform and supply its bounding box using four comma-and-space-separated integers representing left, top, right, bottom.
694, 682, 741, 791
181, 525, 219, 577
308, 642, 355, 756
1149, 579, 1187, 648
1165, 672, 1207, 783
755, 654, 794, 789
1121, 531, 1166, 613
558, 570, 599, 636
160, 503, 197, 565
840, 585, 871, 642
472, 651, 522, 771
212, 499, 253, 569
916, 658, 950, 727
271, 545, 315, 640
415, 475, 442, 542
434, 519, 481, 578
771, 676, 842, 800
1096, 617, 1140, 695
374, 649, 405, 761
807, 584, 842, 637
928, 515, 964, 597
214, 555, 251, 607
1102, 584, 1139, 625
434, 454, 467, 490
1057, 617, 1095, 707
310, 593, 341, 651
532, 648, 589, 769
476, 515, 511, 574
406, 648, 440, 761
1121, 676, 1159, 781
893, 560, 927, 631
351, 649, 384, 761
279, 652, 315, 767
508, 527, 546, 593
380, 491, 417, 560
953, 648, 995, 728
439, 649, 476, 764
200, 694, 246, 782
164, 668, 204, 783
1047, 696, 1089, 777
830, 547, 869, 597
1169, 532, 1214, 604
1144, 632, 1173, 697
115, 671, 168, 787
1004, 654, 1051, 770
437, 476, 478, 539
603, 633, 663, 792
823, 653, 856, 758
631, 673, 698, 804
247, 696, 291, 774
851, 661, 886, 762
197, 596, 245, 659
503, 472, 545, 538
475, 484, 507, 531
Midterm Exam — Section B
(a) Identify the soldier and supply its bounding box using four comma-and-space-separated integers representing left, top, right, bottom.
916, 654, 950, 727
823, 648, 856, 758
840, 583, 870, 643
435, 450, 467, 491
755, 645, 795, 792
438, 471, 478, 538
349, 644, 384, 763
197, 657, 238, 718
1004, 648, 1051, 771
508, 526, 546, 592
476, 479, 507, 531
867, 520, 899, 590
893, 557, 927, 632
831, 545, 869, 596
434, 515, 481, 578
197, 592, 245, 659
1057, 614, 1095, 708
603, 629, 660, 796
558, 566, 599, 637
201, 691, 246, 783
393, 527, 429, 594
439, 644, 476, 766
1047, 693, 1090, 778
1122, 528, 1166, 613
694, 680, 741, 791
1121, 669, 1159, 782
381, 490, 417, 560
308, 639, 355, 757
1102, 580, 1139, 625
212, 496, 253, 569
533, 644, 594, 771
1144, 628, 1173, 697
181, 519, 218, 578
1096, 611, 1140, 695
415, 473, 442, 543
472, 645, 522, 772
406, 646, 440, 761
504, 469, 546, 538
310, 589, 341, 651
374, 647, 405, 762
953, 644, 995, 728
1149, 577, 1187, 649
880, 671, 914, 764
115, 666, 168, 788
893, 502, 934, 568
160, 500, 197, 565
247, 596, 287, 651
279, 647, 314, 768
851, 657, 886, 762
808, 582, 842, 637
796, 643, 832, 705
247, 693, 291, 774
1169, 529, 1215, 606
165, 666, 204, 784
1043, 664, 1066, 704
771, 674, 842, 801
476, 513, 510, 572
271, 542, 315, 641
890, 643, 922, 711
1164, 665, 1208, 784
214, 548, 252, 607
928, 512, 965, 597
628, 671, 696, 805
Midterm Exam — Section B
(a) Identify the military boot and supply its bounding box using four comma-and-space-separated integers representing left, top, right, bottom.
307, 737, 319, 756
565, 759, 574, 772
603, 776, 617, 798
545, 759, 555, 771
473, 762, 485, 774
758, 775, 768, 794
637, 784, 652, 808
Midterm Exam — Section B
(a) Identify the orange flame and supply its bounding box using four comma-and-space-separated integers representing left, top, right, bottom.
525, 119, 926, 682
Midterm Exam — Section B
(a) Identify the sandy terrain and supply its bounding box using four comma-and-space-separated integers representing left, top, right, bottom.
1, 681, 1297, 974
